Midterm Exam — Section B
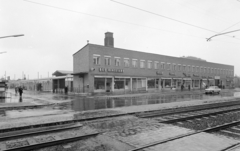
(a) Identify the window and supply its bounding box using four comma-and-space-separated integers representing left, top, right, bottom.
183, 65, 186, 71
192, 66, 195, 72
148, 61, 152, 69
188, 65, 191, 72
132, 59, 138, 68
115, 57, 121, 66
161, 62, 165, 69
93, 54, 101, 65
167, 63, 171, 70
140, 60, 145, 68
195, 66, 198, 72
178, 64, 181, 71
169, 63, 173, 70
154, 61, 159, 69
173, 64, 176, 71
123, 58, 129, 67
104, 56, 111, 66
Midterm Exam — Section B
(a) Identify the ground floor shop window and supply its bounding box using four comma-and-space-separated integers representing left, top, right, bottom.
125, 78, 130, 90
172, 79, 182, 88
114, 78, 124, 90
132, 78, 146, 91
209, 80, 215, 86
183, 80, 191, 89
193, 80, 200, 87
164, 79, 171, 88
94, 78, 105, 91
147, 78, 155, 89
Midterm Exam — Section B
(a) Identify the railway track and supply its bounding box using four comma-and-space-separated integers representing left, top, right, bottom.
128, 118, 240, 151
1, 99, 240, 151
0, 131, 100, 151
1, 99, 240, 135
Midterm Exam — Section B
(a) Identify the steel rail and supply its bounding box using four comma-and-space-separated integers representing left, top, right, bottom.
0, 123, 82, 141
160, 106, 240, 124
3, 132, 100, 151
128, 120, 240, 151
137, 99, 240, 118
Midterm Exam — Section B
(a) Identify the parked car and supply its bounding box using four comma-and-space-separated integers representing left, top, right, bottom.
205, 86, 221, 94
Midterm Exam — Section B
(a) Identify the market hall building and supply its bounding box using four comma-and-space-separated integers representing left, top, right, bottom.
72, 32, 234, 94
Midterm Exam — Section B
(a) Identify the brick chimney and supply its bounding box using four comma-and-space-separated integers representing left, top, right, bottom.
104, 32, 114, 47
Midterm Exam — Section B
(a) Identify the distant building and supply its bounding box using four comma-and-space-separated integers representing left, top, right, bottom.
72, 32, 234, 95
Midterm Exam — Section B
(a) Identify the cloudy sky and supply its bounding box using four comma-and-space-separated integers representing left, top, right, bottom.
1, 0, 240, 80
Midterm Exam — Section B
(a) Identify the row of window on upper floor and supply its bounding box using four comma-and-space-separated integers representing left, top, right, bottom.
92, 54, 234, 76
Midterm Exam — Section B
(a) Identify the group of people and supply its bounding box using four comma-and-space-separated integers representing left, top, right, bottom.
15, 86, 23, 97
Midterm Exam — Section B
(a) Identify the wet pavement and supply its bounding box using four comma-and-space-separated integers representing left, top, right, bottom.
0, 89, 239, 119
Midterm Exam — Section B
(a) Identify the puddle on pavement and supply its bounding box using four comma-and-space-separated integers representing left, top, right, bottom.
0, 109, 6, 117
4, 108, 66, 118
72, 92, 237, 112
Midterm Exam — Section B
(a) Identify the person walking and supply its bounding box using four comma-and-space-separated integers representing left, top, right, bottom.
18, 86, 23, 97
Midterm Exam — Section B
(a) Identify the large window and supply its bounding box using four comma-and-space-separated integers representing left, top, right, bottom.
164, 79, 171, 88
132, 59, 138, 68
154, 61, 159, 69
115, 57, 121, 66
104, 56, 111, 66
148, 61, 152, 69
132, 78, 146, 91
147, 78, 155, 89
94, 78, 105, 90
124, 58, 129, 67
93, 54, 101, 65
140, 60, 145, 68
114, 78, 124, 90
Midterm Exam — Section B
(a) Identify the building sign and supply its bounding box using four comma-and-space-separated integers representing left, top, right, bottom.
169, 72, 175, 76
183, 72, 191, 77
156, 71, 163, 75
215, 76, 220, 79
99, 68, 124, 73
193, 74, 199, 77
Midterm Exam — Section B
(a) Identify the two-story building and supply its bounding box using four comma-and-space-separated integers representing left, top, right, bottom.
72, 32, 234, 94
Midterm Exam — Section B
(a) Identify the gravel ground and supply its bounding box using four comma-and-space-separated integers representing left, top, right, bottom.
175, 111, 240, 131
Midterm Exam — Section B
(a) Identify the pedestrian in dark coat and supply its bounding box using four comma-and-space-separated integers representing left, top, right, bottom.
18, 87, 23, 97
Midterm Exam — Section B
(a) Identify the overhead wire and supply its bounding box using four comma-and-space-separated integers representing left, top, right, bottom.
110, 0, 240, 41
23, 0, 240, 43
22, 0, 206, 40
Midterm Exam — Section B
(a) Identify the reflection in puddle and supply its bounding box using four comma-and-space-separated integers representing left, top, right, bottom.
0, 109, 6, 117
72, 92, 236, 112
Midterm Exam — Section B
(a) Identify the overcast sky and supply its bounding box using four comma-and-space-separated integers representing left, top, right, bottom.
1, 0, 240, 80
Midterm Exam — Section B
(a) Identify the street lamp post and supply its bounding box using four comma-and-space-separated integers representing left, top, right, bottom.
0, 34, 24, 39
